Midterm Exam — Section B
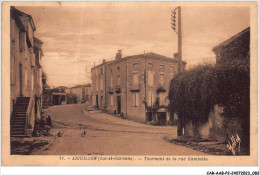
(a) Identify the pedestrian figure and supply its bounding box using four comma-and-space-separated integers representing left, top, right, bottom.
46, 115, 52, 127
39, 116, 46, 132
81, 130, 87, 137
57, 131, 62, 137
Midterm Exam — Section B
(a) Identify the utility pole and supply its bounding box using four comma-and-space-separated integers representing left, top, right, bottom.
171, 6, 184, 136
171, 6, 182, 73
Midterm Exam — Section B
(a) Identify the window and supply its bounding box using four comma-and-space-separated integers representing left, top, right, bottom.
11, 20, 15, 43
133, 72, 139, 85
19, 32, 26, 52
24, 67, 27, 89
100, 78, 103, 90
101, 67, 103, 75
133, 63, 138, 69
147, 91, 154, 107
148, 63, 153, 70
27, 69, 30, 90
147, 71, 153, 86
170, 66, 175, 72
10, 56, 15, 85
110, 77, 113, 87
117, 67, 120, 71
117, 75, 120, 86
110, 69, 113, 87
160, 64, 164, 72
95, 79, 98, 91
133, 93, 139, 107
110, 94, 114, 106
159, 93, 166, 106
159, 74, 164, 85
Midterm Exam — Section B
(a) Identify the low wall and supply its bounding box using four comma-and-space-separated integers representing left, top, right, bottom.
184, 105, 248, 146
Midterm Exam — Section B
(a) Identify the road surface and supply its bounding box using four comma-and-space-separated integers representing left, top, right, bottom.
37, 104, 207, 155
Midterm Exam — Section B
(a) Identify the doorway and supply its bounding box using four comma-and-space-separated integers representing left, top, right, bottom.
19, 63, 23, 96
96, 95, 99, 109
117, 96, 121, 114
101, 96, 103, 109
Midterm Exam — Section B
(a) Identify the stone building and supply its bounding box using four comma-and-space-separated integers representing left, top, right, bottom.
65, 84, 91, 103
70, 85, 84, 102
83, 84, 91, 102
10, 7, 44, 137
91, 50, 186, 123
212, 27, 250, 65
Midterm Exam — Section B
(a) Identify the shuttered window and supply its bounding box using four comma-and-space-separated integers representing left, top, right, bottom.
159, 93, 166, 106
11, 56, 15, 85
147, 91, 154, 107
133, 93, 139, 107
148, 72, 153, 86
19, 32, 26, 52
110, 94, 113, 106
100, 77, 103, 90
24, 67, 27, 89
117, 75, 120, 86
110, 76, 113, 87
133, 72, 139, 85
159, 74, 164, 85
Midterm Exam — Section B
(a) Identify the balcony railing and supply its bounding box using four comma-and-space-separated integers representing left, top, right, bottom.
130, 84, 141, 92
157, 85, 167, 93
115, 85, 121, 93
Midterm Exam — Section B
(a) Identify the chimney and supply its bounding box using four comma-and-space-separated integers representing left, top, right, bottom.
115, 50, 122, 60
173, 53, 179, 60
103, 59, 106, 64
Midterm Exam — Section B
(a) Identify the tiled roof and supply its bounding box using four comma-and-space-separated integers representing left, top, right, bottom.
92, 52, 186, 70
212, 27, 250, 52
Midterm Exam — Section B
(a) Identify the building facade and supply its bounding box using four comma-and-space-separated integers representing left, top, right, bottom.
212, 27, 250, 65
91, 51, 186, 123
65, 84, 91, 103
10, 7, 44, 136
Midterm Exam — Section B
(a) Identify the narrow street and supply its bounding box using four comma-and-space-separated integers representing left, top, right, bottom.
35, 104, 207, 155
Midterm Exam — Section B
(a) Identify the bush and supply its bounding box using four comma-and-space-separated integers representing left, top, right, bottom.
169, 61, 249, 142
66, 93, 78, 104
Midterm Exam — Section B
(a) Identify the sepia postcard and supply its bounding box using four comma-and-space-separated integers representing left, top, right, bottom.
1, 1, 258, 167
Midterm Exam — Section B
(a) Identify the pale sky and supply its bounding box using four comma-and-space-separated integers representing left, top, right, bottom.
17, 4, 249, 88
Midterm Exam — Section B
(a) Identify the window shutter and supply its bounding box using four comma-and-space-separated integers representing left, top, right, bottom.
133, 73, 139, 85
19, 32, 26, 52
111, 95, 113, 106
24, 68, 27, 89
27, 69, 30, 90
133, 93, 135, 106
152, 92, 155, 105
147, 91, 151, 106
150, 72, 154, 86
136, 93, 139, 106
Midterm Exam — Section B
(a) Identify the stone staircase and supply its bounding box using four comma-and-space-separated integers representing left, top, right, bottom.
11, 97, 30, 137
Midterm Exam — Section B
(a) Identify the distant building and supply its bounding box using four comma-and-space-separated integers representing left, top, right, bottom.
54, 86, 68, 92
91, 50, 186, 123
212, 27, 250, 65
51, 92, 66, 105
65, 84, 91, 103
70, 85, 84, 102
10, 7, 44, 137
83, 84, 91, 102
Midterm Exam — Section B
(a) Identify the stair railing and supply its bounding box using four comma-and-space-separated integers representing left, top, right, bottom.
25, 93, 35, 130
